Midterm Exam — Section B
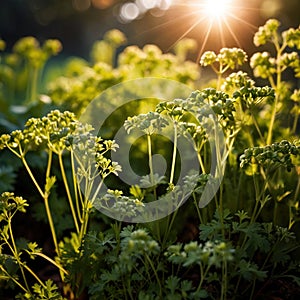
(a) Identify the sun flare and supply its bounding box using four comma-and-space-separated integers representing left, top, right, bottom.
203, 0, 233, 19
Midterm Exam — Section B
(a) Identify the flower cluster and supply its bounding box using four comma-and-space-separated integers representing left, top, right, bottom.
251, 19, 300, 80
166, 240, 234, 268
240, 140, 300, 172
200, 48, 247, 70
118, 43, 199, 83
233, 86, 275, 109
48, 33, 200, 115
13, 36, 62, 68
250, 52, 276, 79
0, 192, 28, 221
222, 71, 255, 93
0, 110, 78, 154
253, 19, 280, 46
121, 227, 160, 255
186, 89, 235, 128
156, 98, 187, 120
283, 26, 300, 49
124, 111, 169, 135
97, 190, 144, 219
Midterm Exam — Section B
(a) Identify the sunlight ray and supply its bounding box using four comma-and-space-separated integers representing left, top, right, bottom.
228, 13, 259, 30
132, 10, 200, 39
217, 17, 226, 48
197, 21, 213, 62
167, 16, 206, 52
222, 18, 242, 48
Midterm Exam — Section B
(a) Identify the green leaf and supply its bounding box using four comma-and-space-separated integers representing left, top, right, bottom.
45, 176, 56, 195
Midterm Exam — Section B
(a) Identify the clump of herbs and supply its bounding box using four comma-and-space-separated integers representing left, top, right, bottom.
0, 19, 300, 299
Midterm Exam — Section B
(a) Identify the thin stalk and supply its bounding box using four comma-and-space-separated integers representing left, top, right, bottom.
289, 174, 300, 229
169, 123, 178, 185
196, 140, 206, 173
216, 63, 230, 90
293, 174, 300, 204
58, 152, 79, 233
21, 156, 44, 198
22, 154, 60, 255
23, 264, 46, 289
218, 182, 225, 238
8, 219, 30, 292
196, 264, 211, 292
292, 108, 299, 134
125, 278, 134, 300
266, 90, 279, 145
44, 196, 59, 256
145, 253, 162, 297
7, 145, 22, 158
250, 175, 261, 224
266, 41, 285, 145
0, 267, 29, 294
121, 277, 129, 300
251, 113, 265, 144
90, 178, 104, 205
28, 67, 39, 103
147, 134, 157, 200
79, 204, 91, 243
162, 192, 187, 248
34, 252, 68, 275
220, 260, 228, 300
71, 151, 83, 223
46, 149, 53, 179
193, 193, 204, 224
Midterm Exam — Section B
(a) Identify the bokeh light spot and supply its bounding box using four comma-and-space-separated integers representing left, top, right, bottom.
120, 2, 140, 22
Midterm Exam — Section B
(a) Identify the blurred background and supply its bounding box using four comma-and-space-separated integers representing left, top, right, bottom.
1, 0, 299, 61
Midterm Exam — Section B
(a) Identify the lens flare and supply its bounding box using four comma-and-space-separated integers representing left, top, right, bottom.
203, 0, 232, 19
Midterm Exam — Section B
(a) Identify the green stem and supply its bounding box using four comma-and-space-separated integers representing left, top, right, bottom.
266, 42, 285, 145
46, 149, 52, 178
197, 264, 210, 292
193, 193, 204, 224
196, 141, 206, 173
0, 267, 29, 294
251, 112, 265, 144
21, 156, 44, 198
34, 252, 68, 275
79, 201, 91, 243
145, 253, 162, 297
147, 134, 157, 199
23, 264, 47, 289
294, 174, 300, 203
44, 150, 60, 257
217, 72, 222, 91
58, 152, 79, 233
169, 122, 178, 185
218, 183, 225, 238
27, 66, 40, 103
292, 107, 299, 134
221, 260, 228, 300
71, 151, 83, 223
44, 196, 60, 256
289, 174, 300, 229
250, 175, 261, 224
8, 218, 30, 292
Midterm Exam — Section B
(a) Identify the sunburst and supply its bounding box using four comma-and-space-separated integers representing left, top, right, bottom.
130, 0, 260, 63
